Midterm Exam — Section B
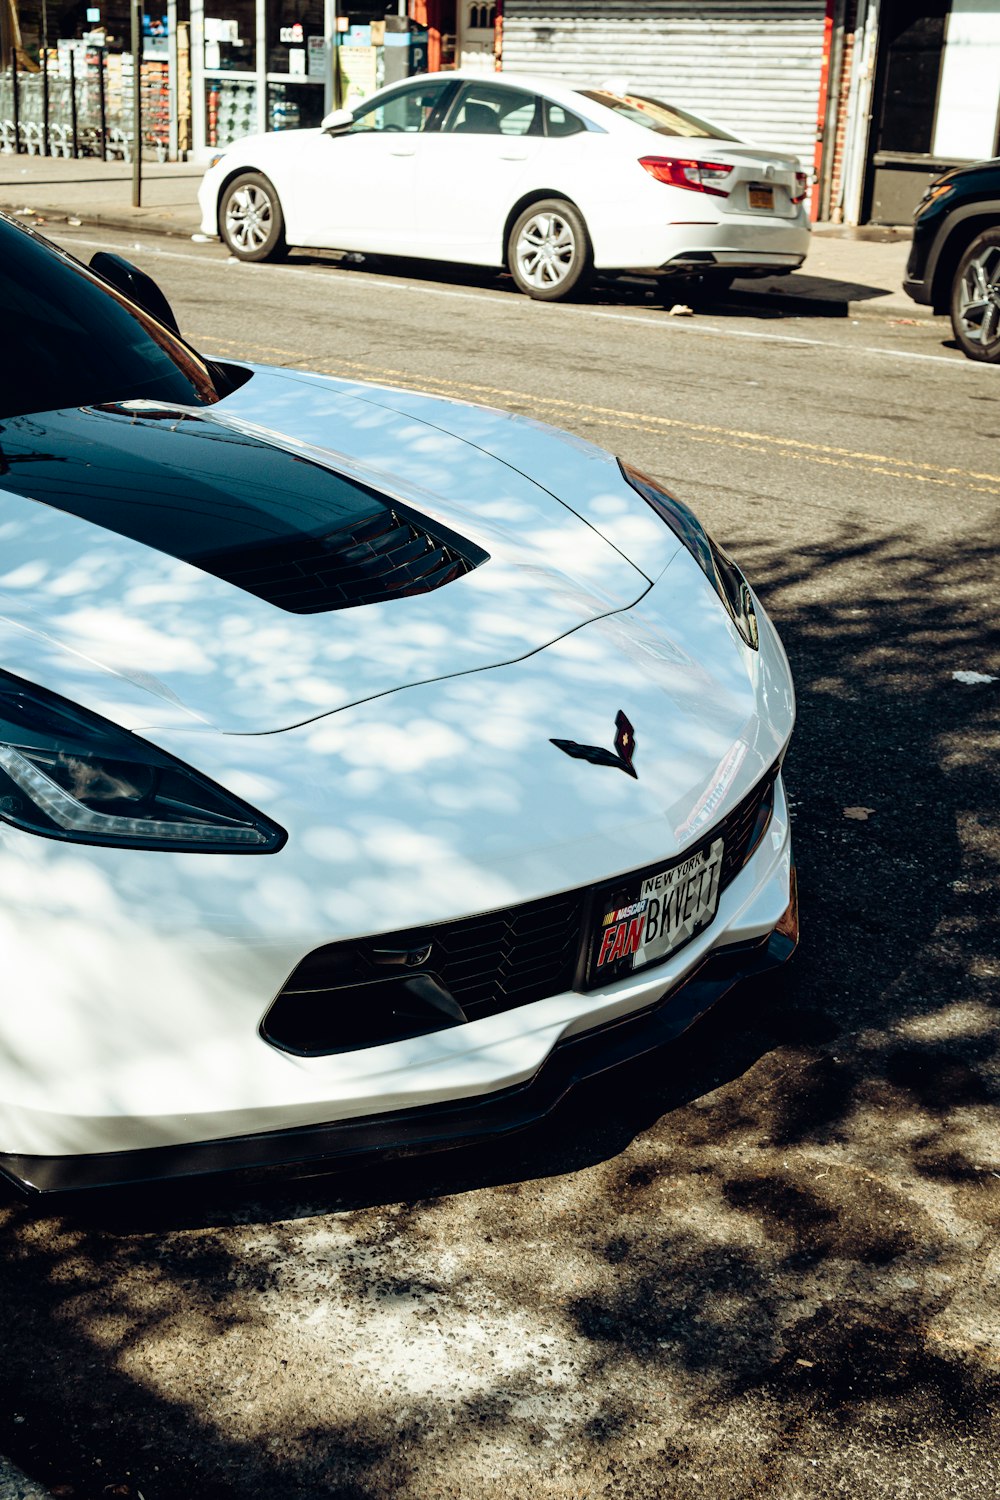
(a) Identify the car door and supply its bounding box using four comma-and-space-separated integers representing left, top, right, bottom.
413, 82, 548, 264
282, 77, 459, 253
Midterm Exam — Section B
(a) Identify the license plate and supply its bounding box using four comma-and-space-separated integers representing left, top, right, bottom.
748, 184, 774, 210
586, 837, 724, 987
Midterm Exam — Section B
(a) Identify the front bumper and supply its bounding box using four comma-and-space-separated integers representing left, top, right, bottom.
903, 224, 935, 305
2, 872, 797, 1194
197, 170, 222, 238
0, 537, 795, 1195
0, 789, 796, 1194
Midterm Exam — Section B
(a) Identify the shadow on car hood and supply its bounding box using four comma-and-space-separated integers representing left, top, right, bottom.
0, 382, 655, 734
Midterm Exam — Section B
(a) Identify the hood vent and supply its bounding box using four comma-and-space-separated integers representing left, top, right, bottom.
198, 501, 483, 614
0, 405, 487, 615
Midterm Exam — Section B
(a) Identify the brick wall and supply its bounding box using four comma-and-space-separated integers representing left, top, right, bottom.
827, 0, 857, 221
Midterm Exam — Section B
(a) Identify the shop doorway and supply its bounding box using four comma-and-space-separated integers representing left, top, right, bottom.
863, 0, 1000, 223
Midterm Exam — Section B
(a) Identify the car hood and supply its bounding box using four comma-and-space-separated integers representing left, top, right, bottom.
931, 156, 1000, 190
0, 370, 661, 734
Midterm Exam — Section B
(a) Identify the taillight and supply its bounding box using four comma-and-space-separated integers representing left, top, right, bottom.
792, 171, 809, 204
639, 156, 733, 198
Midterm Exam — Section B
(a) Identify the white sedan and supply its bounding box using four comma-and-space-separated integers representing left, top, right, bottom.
197, 71, 811, 301
0, 210, 796, 1194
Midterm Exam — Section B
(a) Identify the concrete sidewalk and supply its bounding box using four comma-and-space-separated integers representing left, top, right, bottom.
0, 153, 926, 320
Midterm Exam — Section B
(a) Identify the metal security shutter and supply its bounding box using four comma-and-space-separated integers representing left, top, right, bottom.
500, 2, 827, 166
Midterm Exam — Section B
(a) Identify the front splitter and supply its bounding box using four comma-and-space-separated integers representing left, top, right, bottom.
1, 890, 797, 1196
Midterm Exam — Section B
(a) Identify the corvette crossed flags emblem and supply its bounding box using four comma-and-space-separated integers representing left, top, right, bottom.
550, 710, 638, 779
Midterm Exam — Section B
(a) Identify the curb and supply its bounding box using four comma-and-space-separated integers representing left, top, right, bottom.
4, 199, 936, 324
0, 206, 201, 239
728, 288, 936, 322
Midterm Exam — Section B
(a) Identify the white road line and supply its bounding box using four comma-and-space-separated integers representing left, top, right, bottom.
66, 231, 976, 369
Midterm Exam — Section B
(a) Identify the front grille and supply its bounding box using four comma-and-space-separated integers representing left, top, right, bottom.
721, 770, 775, 887
420, 890, 587, 1021
201, 504, 485, 614
262, 763, 779, 1054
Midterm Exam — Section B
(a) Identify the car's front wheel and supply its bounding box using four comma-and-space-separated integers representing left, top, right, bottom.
219, 172, 288, 262
950, 228, 1000, 363
508, 199, 592, 301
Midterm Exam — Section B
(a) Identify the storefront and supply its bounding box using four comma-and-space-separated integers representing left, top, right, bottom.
496, 1, 830, 171
190, 0, 333, 154
409, 0, 498, 71
187, 0, 438, 156
4, 0, 490, 161
1, 0, 182, 159
843, 0, 1000, 224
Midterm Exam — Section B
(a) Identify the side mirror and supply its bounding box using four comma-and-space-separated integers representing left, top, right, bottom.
88, 251, 181, 334
321, 107, 354, 134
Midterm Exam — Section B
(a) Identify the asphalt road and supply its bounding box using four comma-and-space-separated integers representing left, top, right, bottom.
1, 228, 998, 1500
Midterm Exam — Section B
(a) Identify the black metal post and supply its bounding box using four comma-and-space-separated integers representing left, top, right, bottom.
10, 48, 20, 154
131, 0, 142, 206
69, 48, 79, 157
42, 0, 50, 157
98, 45, 107, 159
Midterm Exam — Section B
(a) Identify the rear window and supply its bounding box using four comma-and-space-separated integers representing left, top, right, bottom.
577, 90, 740, 141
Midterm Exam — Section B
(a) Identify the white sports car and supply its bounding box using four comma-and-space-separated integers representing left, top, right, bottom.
0, 212, 796, 1195
197, 71, 811, 301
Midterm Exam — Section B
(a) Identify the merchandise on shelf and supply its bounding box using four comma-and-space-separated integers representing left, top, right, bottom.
207, 78, 258, 148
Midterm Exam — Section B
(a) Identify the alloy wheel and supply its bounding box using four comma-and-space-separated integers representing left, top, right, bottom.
225, 185, 274, 255
954, 243, 1000, 356
514, 211, 577, 291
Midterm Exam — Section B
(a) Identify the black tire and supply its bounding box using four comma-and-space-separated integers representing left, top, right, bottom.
219, 171, 288, 263
950, 227, 1000, 363
507, 198, 592, 301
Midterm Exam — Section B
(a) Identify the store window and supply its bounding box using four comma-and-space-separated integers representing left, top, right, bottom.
203, 0, 257, 149
204, 0, 256, 73
266, 0, 324, 75
874, 1, 950, 156
266, 0, 326, 131
206, 77, 259, 146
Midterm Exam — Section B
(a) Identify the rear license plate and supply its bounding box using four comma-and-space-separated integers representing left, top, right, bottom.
748, 184, 774, 210
586, 837, 724, 988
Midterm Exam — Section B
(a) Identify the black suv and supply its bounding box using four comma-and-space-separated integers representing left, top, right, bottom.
904, 158, 1000, 363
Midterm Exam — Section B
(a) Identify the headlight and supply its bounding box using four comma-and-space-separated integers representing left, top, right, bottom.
915, 181, 954, 214
620, 460, 759, 650
0, 673, 285, 853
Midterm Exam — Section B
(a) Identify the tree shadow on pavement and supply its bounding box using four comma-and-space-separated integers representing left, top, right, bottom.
0, 523, 997, 1499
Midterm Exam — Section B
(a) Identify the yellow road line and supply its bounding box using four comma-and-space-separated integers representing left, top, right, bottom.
196, 335, 1000, 498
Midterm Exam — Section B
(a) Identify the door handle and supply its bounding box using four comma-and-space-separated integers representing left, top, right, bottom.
389, 145, 416, 156
500, 151, 527, 161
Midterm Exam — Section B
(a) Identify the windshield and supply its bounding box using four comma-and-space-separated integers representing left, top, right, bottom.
0, 216, 219, 421
577, 90, 740, 141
